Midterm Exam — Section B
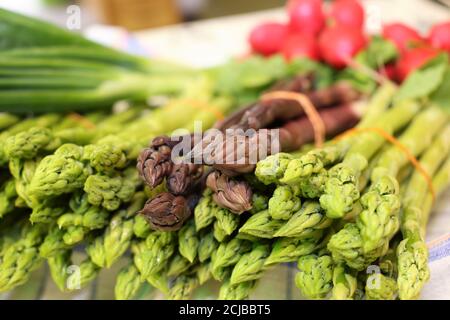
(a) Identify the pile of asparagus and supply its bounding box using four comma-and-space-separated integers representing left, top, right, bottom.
109, 72, 366, 299
128, 82, 449, 300
0, 63, 363, 297
0, 75, 235, 294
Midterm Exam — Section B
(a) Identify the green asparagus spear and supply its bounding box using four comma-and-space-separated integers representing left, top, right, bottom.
264, 230, 323, 266
10, 158, 40, 209
0, 113, 19, 130
295, 254, 334, 300
57, 206, 109, 231
178, 219, 199, 263
196, 262, 212, 285
236, 233, 261, 242
326, 203, 390, 271
230, 244, 270, 284
212, 266, 232, 282
62, 226, 85, 245
213, 221, 228, 242
115, 263, 143, 300
356, 175, 401, 253
371, 107, 448, 181
211, 238, 252, 280
4, 127, 56, 160
88, 192, 145, 268
0, 114, 60, 165
0, 179, 17, 218
47, 249, 71, 292
168, 275, 199, 300
28, 144, 92, 199
281, 144, 347, 185
297, 169, 329, 199
167, 253, 193, 277
219, 280, 256, 300
331, 264, 357, 300
213, 206, 240, 236
365, 273, 397, 300
0, 223, 46, 292
198, 231, 219, 263
147, 271, 169, 294
268, 185, 301, 220
66, 258, 100, 291
320, 153, 368, 219
39, 226, 69, 258
194, 190, 216, 231
133, 231, 176, 280
249, 193, 268, 214
83, 170, 137, 211
255, 153, 294, 185
327, 223, 388, 270
82, 143, 127, 173
133, 214, 152, 239
93, 214, 131, 265
29, 200, 66, 224
274, 201, 332, 238
421, 157, 450, 233
238, 210, 285, 239
378, 240, 399, 278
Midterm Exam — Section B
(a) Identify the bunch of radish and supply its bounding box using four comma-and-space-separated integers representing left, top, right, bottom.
248, 0, 450, 82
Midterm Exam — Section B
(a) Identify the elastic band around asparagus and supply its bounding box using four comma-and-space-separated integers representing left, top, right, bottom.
261, 91, 326, 148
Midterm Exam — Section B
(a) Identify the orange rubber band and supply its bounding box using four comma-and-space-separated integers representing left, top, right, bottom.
261, 91, 325, 148
67, 113, 96, 129
168, 98, 225, 121
334, 127, 436, 201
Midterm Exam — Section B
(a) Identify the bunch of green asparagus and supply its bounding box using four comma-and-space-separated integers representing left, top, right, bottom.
119, 81, 449, 300
1, 7, 448, 300
0, 46, 335, 297
0, 71, 239, 293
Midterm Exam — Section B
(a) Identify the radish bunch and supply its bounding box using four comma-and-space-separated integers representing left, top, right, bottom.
382, 22, 450, 81
249, 0, 367, 67
248, 0, 450, 82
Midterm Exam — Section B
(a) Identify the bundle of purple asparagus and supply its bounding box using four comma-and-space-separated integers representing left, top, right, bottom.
137, 74, 365, 228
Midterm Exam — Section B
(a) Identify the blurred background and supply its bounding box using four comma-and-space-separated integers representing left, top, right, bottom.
0, 0, 291, 30
1, 0, 448, 68
1, 0, 447, 31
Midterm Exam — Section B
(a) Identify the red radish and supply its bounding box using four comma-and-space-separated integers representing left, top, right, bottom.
428, 21, 450, 53
288, 0, 325, 35
382, 23, 423, 53
282, 33, 320, 60
379, 63, 398, 82
248, 22, 288, 56
396, 47, 439, 81
384, 63, 398, 81
329, 0, 365, 29
318, 25, 366, 68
